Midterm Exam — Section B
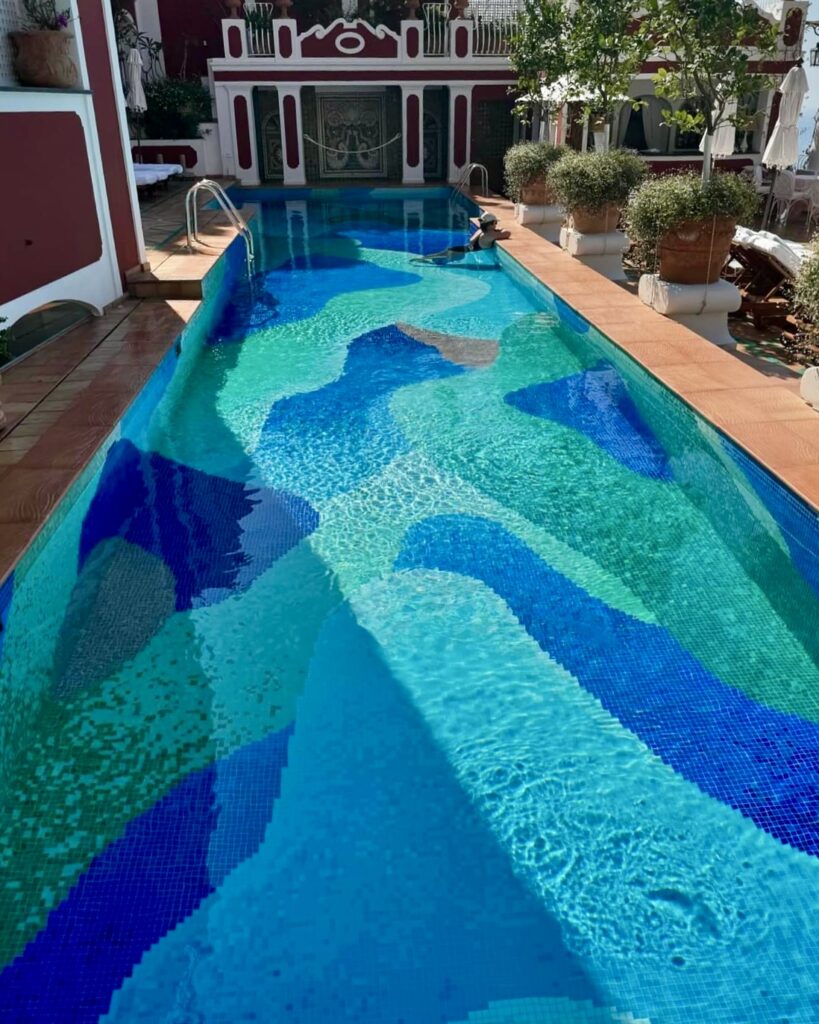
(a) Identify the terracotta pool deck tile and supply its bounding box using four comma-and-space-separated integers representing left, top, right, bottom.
778, 418, 819, 447
0, 290, 195, 585
685, 386, 817, 427
612, 339, 726, 367
726, 422, 819, 468
473, 193, 819, 510
651, 360, 787, 393
0, 467, 77, 524
0, 522, 42, 575
773, 464, 819, 509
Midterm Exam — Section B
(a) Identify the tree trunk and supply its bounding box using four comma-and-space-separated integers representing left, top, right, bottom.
701, 132, 713, 184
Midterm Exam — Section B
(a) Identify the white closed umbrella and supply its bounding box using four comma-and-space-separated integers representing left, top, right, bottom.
762, 63, 809, 227
763, 63, 808, 169
125, 47, 147, 162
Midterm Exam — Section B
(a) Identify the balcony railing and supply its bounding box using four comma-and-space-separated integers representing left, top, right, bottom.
423, 3, 449, 55
473, 7, 518, 55
241, 0, 519, 58
245, 1, 277, 55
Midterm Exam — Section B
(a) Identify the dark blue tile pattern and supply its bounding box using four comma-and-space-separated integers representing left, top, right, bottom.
257, 324, 465, 498
0, 572, 12, 663
397, 514, 819, 858
506, 361, 672, 480
79, 439, 318, 613
0, 725, 293, 1024
725, 439, 819, 600
214, 253, 419, 343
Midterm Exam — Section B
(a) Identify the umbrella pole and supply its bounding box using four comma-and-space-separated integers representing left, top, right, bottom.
136, 112, 143, 164
762, 168, 778, 231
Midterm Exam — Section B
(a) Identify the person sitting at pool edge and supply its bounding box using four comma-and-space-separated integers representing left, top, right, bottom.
419, 212, 511, 262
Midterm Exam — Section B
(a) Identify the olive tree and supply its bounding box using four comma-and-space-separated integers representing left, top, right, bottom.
511, 0, 648, 150
640, 0, 778, 180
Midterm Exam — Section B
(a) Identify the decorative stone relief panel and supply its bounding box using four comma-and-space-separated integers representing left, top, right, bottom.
317, 93, 387, 178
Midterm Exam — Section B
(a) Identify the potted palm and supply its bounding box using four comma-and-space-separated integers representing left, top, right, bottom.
9, 0, 77, 89
626, 172, 757, 284
548, 149, 645, 234
503, 142, 566, 205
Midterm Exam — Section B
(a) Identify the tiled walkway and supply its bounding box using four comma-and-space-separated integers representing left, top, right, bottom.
0, 180, 256, 583
0, 299, 198, 581
477, 195, 819, 512
128, 179, 251, 299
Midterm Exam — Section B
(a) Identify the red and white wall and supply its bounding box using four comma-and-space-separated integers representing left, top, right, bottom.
0, 0, 144, 330
209, 15, 515, 187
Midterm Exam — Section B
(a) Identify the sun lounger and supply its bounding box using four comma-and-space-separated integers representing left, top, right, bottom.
727, 227, 809, 330
133, 169, 163, 188
132, 162, 185, 177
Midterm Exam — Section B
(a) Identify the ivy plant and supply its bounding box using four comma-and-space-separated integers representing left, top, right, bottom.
144, 78, 213, 140
795, 240, 819, 328
625, 171, 758, 270
0, 318, 11, 367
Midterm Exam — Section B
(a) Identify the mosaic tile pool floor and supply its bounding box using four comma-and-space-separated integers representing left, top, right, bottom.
2, 189, 819, 1023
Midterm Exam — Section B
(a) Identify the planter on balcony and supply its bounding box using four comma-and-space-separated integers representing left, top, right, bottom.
9, 31, 79, 89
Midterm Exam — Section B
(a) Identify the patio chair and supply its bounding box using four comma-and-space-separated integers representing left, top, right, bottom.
728, 226, 805, 330
771, 170, 813, 225
806, 179, 819, 234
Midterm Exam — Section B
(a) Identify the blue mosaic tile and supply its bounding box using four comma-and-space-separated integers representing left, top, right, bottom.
256, 323, 466, 500
0, 725, 293, 1024
79, 438, 318, 612
214, 253, 419, 342
506, 361, 672, 480
725, 438, 819, 600
0, 572, 12, 664
397, 514, 819, 858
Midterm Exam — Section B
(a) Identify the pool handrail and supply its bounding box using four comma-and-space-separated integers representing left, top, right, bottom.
185, 179, 255, 277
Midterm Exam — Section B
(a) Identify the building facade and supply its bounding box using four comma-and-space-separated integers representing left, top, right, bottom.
0, 0, 145, 331
185, 0, 808, 191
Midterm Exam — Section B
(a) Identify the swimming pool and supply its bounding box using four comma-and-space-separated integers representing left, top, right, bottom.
2, 186, 819, 1023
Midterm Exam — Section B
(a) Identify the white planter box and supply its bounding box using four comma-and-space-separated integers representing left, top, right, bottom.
130, 123, 222, 177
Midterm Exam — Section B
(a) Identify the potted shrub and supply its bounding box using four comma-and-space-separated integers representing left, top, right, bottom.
626, 172, 757, 285
548, 149, 645, 233
143, 78, 213, 140
503, 142, 566, 205
9, 0, 77, 89
794, 241, 819, 338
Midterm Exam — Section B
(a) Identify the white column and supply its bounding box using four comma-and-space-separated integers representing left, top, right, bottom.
401, 85, 425, 185
215, 84, 235, 177
447, 86, 472, 184
278, 85, 307, 187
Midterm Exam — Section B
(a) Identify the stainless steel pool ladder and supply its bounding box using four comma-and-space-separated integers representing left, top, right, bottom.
453, 163, 489, 198
185, 179, 255, 276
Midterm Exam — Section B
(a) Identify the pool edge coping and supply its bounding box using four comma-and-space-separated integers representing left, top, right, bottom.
472, 193, 819, 520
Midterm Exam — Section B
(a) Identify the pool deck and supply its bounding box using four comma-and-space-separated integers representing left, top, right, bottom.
2, 186, 819, 588
476, 193, 819, 512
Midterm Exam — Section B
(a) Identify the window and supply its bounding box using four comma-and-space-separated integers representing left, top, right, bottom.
674, 100, 704, 152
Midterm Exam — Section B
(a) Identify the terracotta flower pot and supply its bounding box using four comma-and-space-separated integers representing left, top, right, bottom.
657, 216, 736, 285
569, 202, 620, 234
10, 31, 78, 89
521, 181, 555, 205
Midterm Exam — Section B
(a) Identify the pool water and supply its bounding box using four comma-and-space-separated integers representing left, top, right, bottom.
2, 189, 819, 1023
